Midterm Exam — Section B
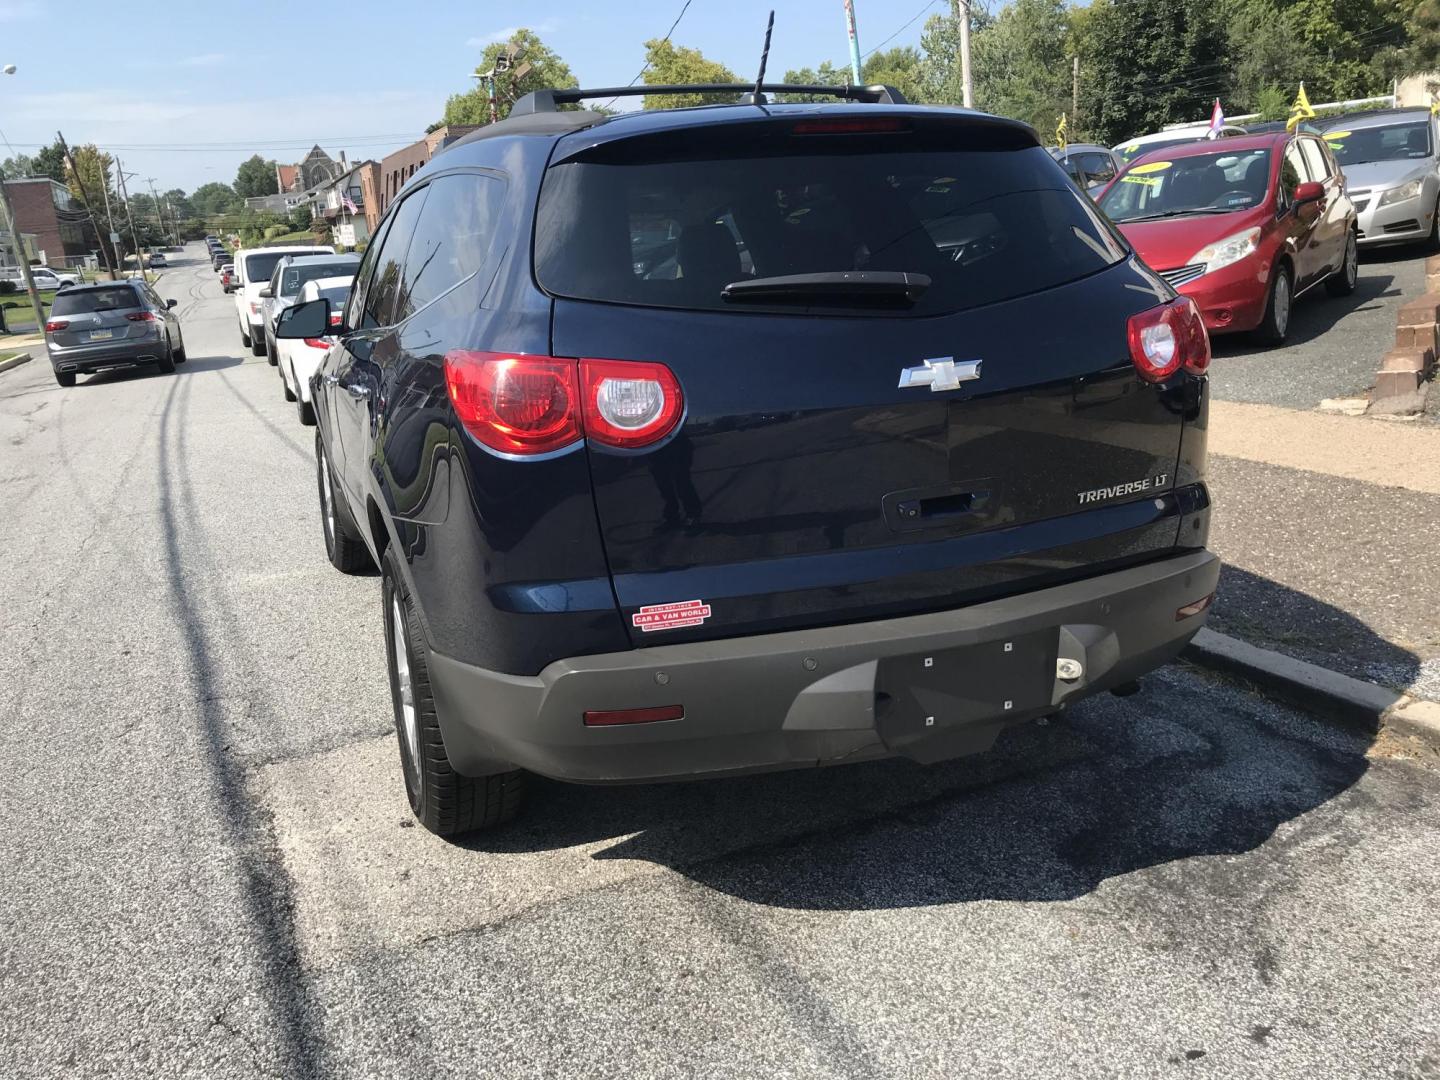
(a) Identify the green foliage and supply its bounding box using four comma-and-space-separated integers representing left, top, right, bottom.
642, 40, 739, 108
974, 0, 1073, 134
1252, 82, 1292, 121
234, 154, 279, 198
444, 29, 580, 125
919, 5, 995, 105
288, 205, 315, 233
65, 144, 114, 205
191, 182, 242, 219
781, 47, 924, 104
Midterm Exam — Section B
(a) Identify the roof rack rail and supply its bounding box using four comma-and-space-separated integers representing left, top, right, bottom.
510, 82, 908, 116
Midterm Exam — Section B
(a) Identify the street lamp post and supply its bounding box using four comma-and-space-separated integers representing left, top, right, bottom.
0, 64, 48, 336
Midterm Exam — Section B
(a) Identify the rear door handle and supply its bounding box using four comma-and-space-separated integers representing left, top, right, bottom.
345, 383, 370, 399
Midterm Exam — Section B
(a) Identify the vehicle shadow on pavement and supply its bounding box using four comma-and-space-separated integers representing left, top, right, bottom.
77, 354, 243, 387
458, 630, 1388, 911
1211, 271, 1397, 356
1209, 564, 1423, 694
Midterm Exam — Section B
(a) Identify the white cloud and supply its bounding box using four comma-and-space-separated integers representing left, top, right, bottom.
179, 52, 226, 68
465, 18, 559, 47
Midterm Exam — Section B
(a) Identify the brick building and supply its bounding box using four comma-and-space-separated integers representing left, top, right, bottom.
376, 125, 481, 217
2, 178, 90, 266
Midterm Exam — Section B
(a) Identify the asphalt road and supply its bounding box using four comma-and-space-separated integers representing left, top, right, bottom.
2, 244, 1439, 1079
1208, 243, 1428, 409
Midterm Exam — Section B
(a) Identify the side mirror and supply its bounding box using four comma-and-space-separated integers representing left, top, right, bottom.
1294, 180, 1324, 206
275, 297, 331, 339
166, 298, 177, 309
258, 287, 273, 298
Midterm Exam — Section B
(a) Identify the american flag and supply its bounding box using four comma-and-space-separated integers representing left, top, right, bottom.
341, 190, 359, 215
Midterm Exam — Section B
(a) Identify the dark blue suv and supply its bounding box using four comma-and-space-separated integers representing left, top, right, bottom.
276, 83, 1219, 836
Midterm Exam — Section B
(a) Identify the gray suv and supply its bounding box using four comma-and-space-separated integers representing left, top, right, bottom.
260, 253, 359, 365
44, 280, 185, 387
1318, 109, 1440, 247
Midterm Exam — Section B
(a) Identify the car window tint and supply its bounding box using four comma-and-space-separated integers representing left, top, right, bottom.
1080, 153, 1116, 184
396, 173, 505, 320
51, 287, 140, 315
1299, 138, 1330, 180
537, 143, 1126, 317
281, 261, 356, 297
362, 188, 428, 329
345, 219, 393, 329
1281, 141, 1307, 200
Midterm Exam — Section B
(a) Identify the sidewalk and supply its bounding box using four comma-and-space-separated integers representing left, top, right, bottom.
1205, 399, 1440, 701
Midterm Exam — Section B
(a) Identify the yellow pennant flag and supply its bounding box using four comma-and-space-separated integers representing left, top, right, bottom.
1287, 82, 1316, 132
1056, 113, 1068, 150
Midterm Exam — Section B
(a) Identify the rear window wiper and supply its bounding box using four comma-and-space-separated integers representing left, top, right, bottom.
721, 271, 931, 305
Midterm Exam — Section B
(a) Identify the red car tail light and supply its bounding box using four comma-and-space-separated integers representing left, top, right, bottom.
44, 320, 68, 332
792, 118, 907, 135
1127, 296, 1210, 382
580, 358, 684, 449
125, 311, 157, 322
444, 350, 583, 455
302, 337, 331, 349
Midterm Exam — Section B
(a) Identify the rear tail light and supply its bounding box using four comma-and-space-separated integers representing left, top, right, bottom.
328, 313, 342, 326
125, 311, 157, 322
1126, 296, 1210, 382
44, 320, 68, 332
792, 118, 907, 135
443, 351, 684, 456
580, 358, 684, 449
302, 337, 332, 349
583, 705, 684, 727
250, 302, 261, 314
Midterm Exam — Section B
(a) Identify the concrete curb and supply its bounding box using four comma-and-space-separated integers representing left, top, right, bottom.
1183, 628, 1439, 749
0, 351, 33, 375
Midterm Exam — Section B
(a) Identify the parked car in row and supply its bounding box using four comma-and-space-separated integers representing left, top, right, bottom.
220, 264, 236, 292
232, 243, 334, 355
147, 252, 167, 268
276, 82, 1218, 836
212, 251, 229, 271
276, 275, 351, 425
44, 279, 185, 387
1048, 143, 1121, 194
1316, 108, 1440, 248
1113, 123, 1248, 167
260, 253, 359, 365
1, 265, 79, 290
1097, 130, 1356, 344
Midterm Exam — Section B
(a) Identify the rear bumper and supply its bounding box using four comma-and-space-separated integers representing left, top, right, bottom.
47, 335, 165, 373
427, 550, 1221, 783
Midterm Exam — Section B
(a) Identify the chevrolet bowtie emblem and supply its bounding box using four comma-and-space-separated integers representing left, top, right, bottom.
897, 357, 983, 392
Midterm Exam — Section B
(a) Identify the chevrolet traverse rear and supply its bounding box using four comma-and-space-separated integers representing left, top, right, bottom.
278, 83, 1219, 836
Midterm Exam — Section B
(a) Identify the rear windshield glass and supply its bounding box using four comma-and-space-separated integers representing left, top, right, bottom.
244, 249, 326, 282
51, 287, 140, 315
279, 261, 356, 296
1324, 121, 1433, 165
535, 143, 1126, 316
1114, 137, 1203, 166
1100, 149, 1272, 222
317, 285, 350, 305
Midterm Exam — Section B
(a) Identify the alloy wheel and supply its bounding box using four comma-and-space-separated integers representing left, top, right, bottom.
1274, 273, 1291, 336
390, 593, 421, 793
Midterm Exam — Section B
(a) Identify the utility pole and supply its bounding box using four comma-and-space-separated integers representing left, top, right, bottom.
843, 0, 863, 84
144, 177, 171, 245
0, 173, 46, 332
114, 158, 144, 278
1072, 56, 1080, 137
98, 169, 121, 275
57, 131, 119, 281
953, 0, 973, 108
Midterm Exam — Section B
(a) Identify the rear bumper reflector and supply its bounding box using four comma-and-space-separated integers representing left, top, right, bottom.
1175, 593, 1215, 620
582, 704, 685, 727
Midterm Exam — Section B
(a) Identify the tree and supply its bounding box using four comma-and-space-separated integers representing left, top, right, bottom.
642, 40, 738, 108
919, 4, 995, 106
443, 29, 579, 126
234, 154, 278, 198
782, 47, 924, 103
34, 141, 67, 183
1081, 0, 1231, 145
164, 188, 194, 222
191, 181, 242, 219
0, 153, 36, 179
65, 144, 114, 206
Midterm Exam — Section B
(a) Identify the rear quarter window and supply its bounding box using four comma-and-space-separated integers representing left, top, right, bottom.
535, 137, 1127, 317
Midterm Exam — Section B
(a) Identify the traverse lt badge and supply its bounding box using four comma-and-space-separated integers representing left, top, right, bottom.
898, 357, 983, 392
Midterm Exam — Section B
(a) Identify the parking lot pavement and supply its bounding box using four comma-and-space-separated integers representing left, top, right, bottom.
3, 244, 1440, 1079
1208, 245, 1426, 409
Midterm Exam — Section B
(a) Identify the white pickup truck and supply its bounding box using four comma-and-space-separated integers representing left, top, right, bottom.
0, 265, 80, 291
232, 244, 334, 356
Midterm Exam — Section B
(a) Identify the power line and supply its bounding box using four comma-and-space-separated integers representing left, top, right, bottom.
863, 0, 941, 60
604, 0, 697, 108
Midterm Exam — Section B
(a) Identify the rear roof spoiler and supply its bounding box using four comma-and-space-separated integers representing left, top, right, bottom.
510, 83, 909, 116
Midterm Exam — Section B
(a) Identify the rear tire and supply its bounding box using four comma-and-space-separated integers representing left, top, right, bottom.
1325, 230, 1358, 297
55, 371, 75, 388
282, 362, 296, 401
1255, 262, 1292, 345
239, 320, 251, 349
251, 330, 267, 357
173, 336, 187, 363
316, 432, 373, 574
156, 338, 176, 374
382, 545, 525, 837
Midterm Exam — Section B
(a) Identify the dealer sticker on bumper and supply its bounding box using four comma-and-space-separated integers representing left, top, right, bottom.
632, 599, 712, 632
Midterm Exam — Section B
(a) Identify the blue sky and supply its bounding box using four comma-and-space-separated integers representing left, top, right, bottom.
0, 0, 939, 192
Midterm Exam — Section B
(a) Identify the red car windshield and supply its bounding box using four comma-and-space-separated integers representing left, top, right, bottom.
1100, 149, 1271, 223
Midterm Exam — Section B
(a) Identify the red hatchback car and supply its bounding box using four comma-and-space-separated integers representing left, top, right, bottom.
1097, 131, 1357, 343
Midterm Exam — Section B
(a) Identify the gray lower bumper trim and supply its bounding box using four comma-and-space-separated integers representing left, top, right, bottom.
427, 551, 1220, 783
